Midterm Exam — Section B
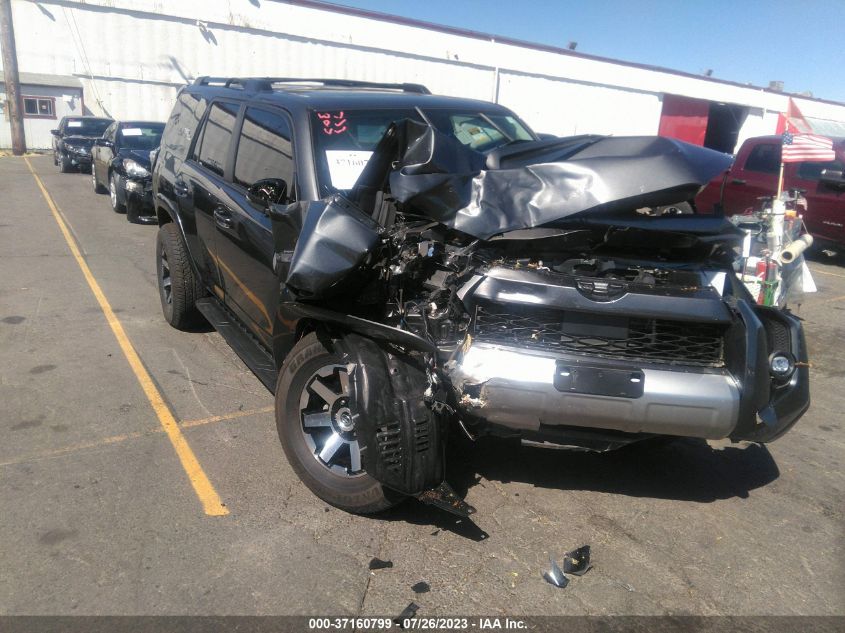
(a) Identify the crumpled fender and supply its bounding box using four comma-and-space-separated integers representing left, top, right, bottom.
336, 334, 446, 496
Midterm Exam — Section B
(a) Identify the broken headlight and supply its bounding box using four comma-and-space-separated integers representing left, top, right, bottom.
123, 158, 150, 178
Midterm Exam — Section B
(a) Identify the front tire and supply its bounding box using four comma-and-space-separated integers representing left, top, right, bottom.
58, 155, 72, 173
275, 333, 402, 514
92, 166, 106, 193
156, 223, 203, 330
110, 172, 126, 212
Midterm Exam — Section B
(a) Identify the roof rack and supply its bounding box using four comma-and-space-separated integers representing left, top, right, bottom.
192, 76, 431, 95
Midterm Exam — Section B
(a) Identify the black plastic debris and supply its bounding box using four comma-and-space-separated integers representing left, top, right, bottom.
417, 481, 476, 517
563, 545, 593, 576
411, 581, 430, 594
368, 557, 394, 571
394, 602, 420, 628
543, 555, 569, 588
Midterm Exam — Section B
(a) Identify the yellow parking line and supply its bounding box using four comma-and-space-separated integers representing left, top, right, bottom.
0, 406, 274, 468
24, 157, 229, 516
815, 293, 845, 305
810, 267, 845, 279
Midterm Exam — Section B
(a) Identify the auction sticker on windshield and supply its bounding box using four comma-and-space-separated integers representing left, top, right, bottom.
122, 128, 143, 136
325, 150, 373, 189
68, 121, 82, 127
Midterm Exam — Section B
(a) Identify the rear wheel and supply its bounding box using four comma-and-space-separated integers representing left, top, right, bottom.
156, 223, 203, 329
275, 333, 402, 514
109, 172, 126, 212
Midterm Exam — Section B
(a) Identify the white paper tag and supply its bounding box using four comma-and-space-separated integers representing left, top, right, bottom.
121, 127, 143, 136
67, 121, 82, 128
325, 150, 373, 189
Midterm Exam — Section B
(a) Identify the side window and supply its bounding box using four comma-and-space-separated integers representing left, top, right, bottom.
195, 101, 238, 177
233, 107, 294, 196
796, 159, 845, 181
161, 91, 207, 160
744, 144, 781, 174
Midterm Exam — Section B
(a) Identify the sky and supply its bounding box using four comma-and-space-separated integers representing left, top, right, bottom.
333, 0, 844, 103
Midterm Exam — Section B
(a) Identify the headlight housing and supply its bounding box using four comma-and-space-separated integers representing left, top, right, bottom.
123, 158, 150, 178
65, 144, 89, 155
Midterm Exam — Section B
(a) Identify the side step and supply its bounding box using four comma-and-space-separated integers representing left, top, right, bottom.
195, 297, 278, 392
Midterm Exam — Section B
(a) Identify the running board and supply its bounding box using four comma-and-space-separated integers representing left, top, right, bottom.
195, 297, 278, 392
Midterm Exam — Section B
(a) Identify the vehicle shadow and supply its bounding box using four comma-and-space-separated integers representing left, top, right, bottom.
444, 434, 780, 504
375, 434, 779, 541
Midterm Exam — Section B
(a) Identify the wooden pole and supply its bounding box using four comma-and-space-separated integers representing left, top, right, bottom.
775, 161, 785, 199
0, 0, 26, 155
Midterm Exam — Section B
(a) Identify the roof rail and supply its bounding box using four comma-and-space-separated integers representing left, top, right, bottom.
192, 76, 431, 94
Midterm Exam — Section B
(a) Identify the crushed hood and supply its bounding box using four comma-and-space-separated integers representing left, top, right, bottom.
352, 120, 734, 240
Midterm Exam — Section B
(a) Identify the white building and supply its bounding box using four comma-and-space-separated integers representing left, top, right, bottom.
0, 72, 84, 149
2, 0, 845, 150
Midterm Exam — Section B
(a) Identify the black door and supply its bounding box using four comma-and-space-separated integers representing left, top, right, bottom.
94, 122, 117, 185
177, 100, 240, 297
215, 106, 296, 349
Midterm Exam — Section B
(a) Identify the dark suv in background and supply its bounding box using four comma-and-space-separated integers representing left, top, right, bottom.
153, 77, 809, 516
51, 116, 113, 173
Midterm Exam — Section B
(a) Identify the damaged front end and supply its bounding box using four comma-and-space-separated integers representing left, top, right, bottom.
272, 121, 809, 504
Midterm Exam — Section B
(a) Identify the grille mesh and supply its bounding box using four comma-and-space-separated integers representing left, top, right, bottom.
474, 305, 725, 367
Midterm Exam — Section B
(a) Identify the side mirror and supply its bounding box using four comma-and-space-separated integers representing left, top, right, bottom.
820, 169, 845, 189
50, 129, 60, 136
246, 178, 288, 210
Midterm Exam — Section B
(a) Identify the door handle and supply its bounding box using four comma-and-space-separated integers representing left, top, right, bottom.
173, 180, 190, 198
213, 207, 234, 229
731, 178, 746, 185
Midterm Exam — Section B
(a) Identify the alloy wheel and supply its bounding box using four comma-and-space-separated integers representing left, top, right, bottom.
299, 364, 363, 477
160, 250, 172, 305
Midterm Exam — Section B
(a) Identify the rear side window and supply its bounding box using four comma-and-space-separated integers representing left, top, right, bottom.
744, 144, 780, 174
796, 159, 845, 181
195, 102, 239, 177
234, 107, 294, 192
160, 91, 206, 160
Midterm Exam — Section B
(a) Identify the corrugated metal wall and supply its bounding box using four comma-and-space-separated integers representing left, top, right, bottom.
6, 0, 845, 148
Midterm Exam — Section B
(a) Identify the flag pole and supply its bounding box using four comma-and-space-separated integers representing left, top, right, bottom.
776, 161, 785, 199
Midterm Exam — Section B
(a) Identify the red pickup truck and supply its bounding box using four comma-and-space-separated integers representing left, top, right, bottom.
695, 135, 845, 249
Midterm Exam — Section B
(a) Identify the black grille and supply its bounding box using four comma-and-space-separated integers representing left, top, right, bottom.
474, 305, 725, 367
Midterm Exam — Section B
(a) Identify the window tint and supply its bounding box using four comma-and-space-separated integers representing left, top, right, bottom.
744, 144, 781, 174
196, 102, 238, 177
118, 123, 164, 150
796, 159, 845, 181
161, 92, 206, 160
234, 107, 294, 193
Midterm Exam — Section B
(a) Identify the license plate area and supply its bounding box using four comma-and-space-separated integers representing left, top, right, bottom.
554, 362, 644, 398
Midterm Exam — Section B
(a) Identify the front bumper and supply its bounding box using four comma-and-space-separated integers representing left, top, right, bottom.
447, 343, 741, 439
64, 152, 91, 168
125, 179, 155, 221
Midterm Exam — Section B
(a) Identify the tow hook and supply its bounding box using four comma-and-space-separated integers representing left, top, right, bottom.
416, 481, 476, 518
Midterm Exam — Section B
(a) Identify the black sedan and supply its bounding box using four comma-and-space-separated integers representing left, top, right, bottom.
91, 120, 165, 223
51, 116, 113, 173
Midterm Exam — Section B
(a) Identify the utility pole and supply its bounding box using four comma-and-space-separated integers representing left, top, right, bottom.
0, 0, 26, 155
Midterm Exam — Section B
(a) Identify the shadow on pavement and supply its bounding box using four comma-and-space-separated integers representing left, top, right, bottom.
444, 434, 780, 504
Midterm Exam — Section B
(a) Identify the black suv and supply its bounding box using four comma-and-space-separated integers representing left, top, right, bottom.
153, 77, 810, 515
51, 116, 113, 173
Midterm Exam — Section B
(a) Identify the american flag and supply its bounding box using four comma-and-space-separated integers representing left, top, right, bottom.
782, 131, 835, 163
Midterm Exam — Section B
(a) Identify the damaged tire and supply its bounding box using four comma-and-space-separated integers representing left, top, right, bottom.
275, 333, 402, 514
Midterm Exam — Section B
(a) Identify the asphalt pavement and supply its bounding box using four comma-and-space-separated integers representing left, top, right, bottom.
1, 154, 843, 616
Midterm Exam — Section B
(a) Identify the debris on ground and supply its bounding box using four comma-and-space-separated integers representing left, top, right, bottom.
542, 555, 569, 588
394, 602, 420, 628
563, 545, 593, 576
411, 581, 430, 594
368, 557, 394, 570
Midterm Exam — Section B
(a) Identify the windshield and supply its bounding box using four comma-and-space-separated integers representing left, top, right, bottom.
311, 107, 535, 194
64, 118, 112, 137
118, 123, 165, 150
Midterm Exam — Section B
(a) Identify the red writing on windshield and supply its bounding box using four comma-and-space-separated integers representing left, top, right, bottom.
317, 111, 348, 135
